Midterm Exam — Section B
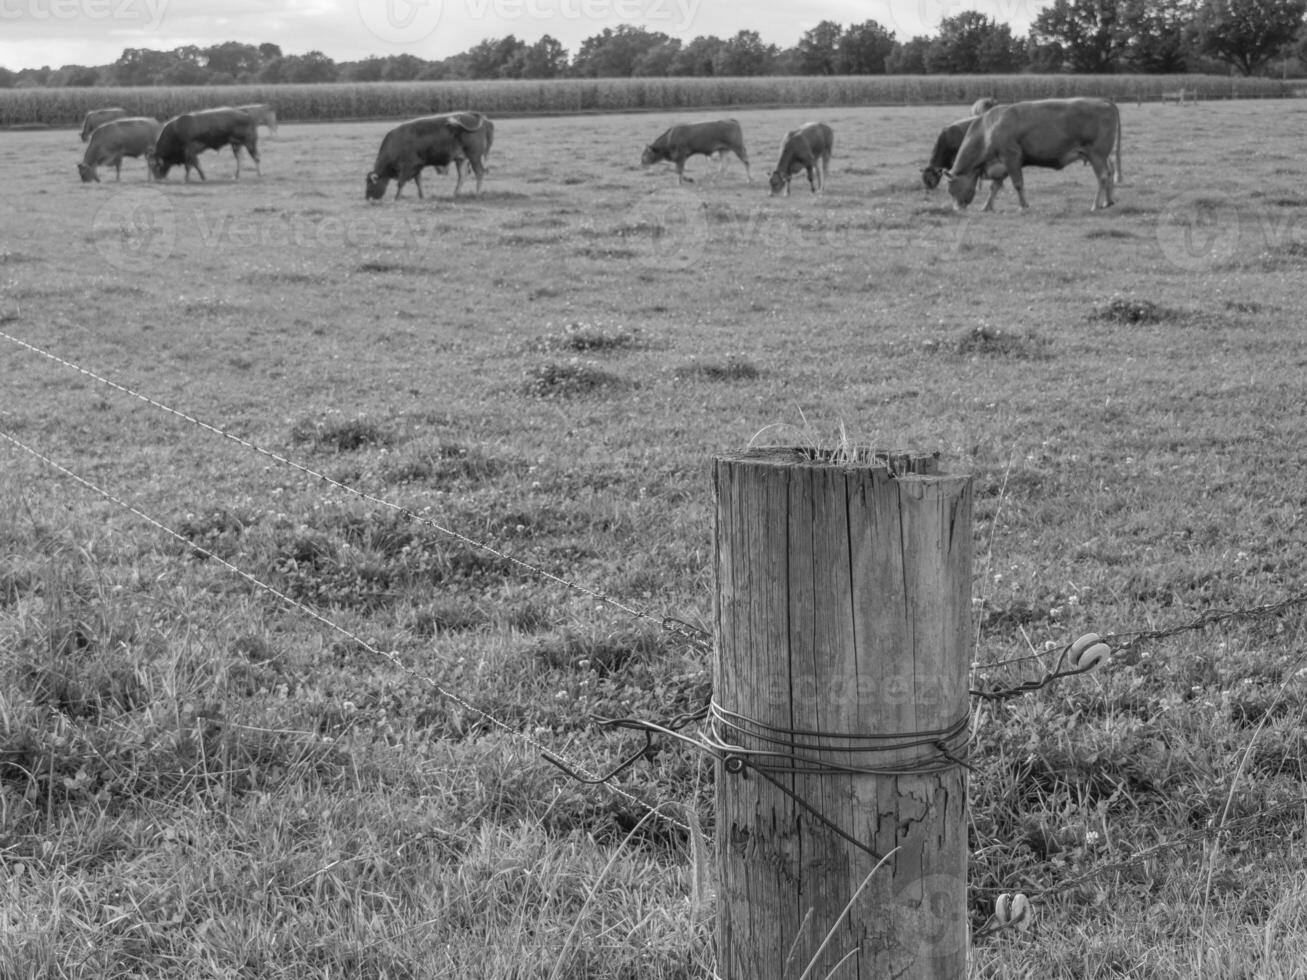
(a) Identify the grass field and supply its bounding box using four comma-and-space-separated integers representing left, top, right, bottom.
4, 100, 1307, 977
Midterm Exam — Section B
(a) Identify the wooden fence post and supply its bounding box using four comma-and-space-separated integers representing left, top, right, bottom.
713, 448, 972, 980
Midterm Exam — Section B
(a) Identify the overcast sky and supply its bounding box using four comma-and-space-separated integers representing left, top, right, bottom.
0, 0, 1045, 71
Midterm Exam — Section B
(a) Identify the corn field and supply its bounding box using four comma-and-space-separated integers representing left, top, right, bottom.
0, 74, 1294, 128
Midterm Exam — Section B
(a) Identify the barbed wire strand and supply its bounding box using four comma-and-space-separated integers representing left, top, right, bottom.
0, 428, 692, 836
0, 329, 711, 652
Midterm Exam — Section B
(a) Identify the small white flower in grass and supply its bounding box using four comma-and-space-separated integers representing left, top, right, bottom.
1085, 830, 1100, 846
555, 690, 569, 701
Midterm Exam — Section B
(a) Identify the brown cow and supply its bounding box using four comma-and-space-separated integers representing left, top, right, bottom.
148, 107, 260, 181
642, 119, 750, 184
768, 122, 834, 196
78, 117, 161, 182
365, 111, 491, 201
944, 98, 1123, 211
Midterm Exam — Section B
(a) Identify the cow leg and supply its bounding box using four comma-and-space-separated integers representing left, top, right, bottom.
245, 141, 261, 177
468, 157, 484, 197
981, 179, 1003, 211
676, 162, 694, 185
1092, 161, 1114, 211
736, 150, 751, 182
414, 172, 424, 199
232, 145, 242, 179
1007, 166, 1028, 209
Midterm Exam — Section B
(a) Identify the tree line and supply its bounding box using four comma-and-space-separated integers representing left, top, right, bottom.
4, 0, 1306, 88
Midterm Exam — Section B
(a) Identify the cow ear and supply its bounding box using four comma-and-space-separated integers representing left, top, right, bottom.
940, 171, 954, 184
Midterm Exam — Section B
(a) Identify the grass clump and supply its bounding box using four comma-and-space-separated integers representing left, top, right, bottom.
672, 356, 760, 382
954, 325, 1052, 359
522, 359, 627, 399
531, 321, 648, 354
1092, 294, 1170, 324
380, 440, 513, 487
289, 413, 392, 452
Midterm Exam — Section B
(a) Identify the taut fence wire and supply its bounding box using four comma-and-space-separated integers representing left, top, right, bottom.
0, 328, 712, 655
0, 426, 695, 836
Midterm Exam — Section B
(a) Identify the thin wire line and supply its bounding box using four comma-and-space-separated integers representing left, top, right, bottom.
0, 428, 692, 835
0, 329, 711, 651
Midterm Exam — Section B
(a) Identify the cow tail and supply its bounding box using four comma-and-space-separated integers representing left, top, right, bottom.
1114, 100, 1124, 185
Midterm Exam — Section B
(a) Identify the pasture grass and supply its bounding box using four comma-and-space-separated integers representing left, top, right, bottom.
3, 99, 1307, 976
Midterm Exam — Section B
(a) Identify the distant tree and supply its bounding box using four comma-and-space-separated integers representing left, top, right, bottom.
281, 51, 338, 83
0, 67, 15, 88
464, 35, 526, 77
886, 36, 932, 73
796, 20, 844, 74
713, 30, 777, 75
113, 48, 177, 86
341, 56, 385, 82
258, 43, 283, 62
503, 35, 569, 78
1120, 0, 1196, 71
573, 26, 671, 77
668, 35, 725, 75
927, 12, 1024, 72
16, 66, 53, 87
838, 20, 896, 73
632, 39, 681, 76
1192, 0, 1306, 74
203, 42, 265, 80
381, 53, 427, 81
160, 60, 209, 85
771, 46, 804, 74
421, 56, 462, 80
58, 65, 100, 86
1029, 0, 1125, 71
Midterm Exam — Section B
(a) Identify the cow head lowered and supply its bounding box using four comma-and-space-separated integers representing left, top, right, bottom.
920, 167, 944, 190
640, 144, 665, 167
364, 171, 388, 201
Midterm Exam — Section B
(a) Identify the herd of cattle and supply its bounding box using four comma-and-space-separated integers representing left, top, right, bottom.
74, 95, 1125, 211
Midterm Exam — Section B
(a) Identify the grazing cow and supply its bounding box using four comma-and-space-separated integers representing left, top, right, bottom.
944, 98, 1123, 212
235, 103, 278, 133
642, 119, 750, 184
365, 111, 491, 201
79, 107, 127, 142
921, 116, 1006, 210
768, 122, 834, 196
148, 107, 260, 181
77, 117, 162, 183
971, 97, 999, 116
